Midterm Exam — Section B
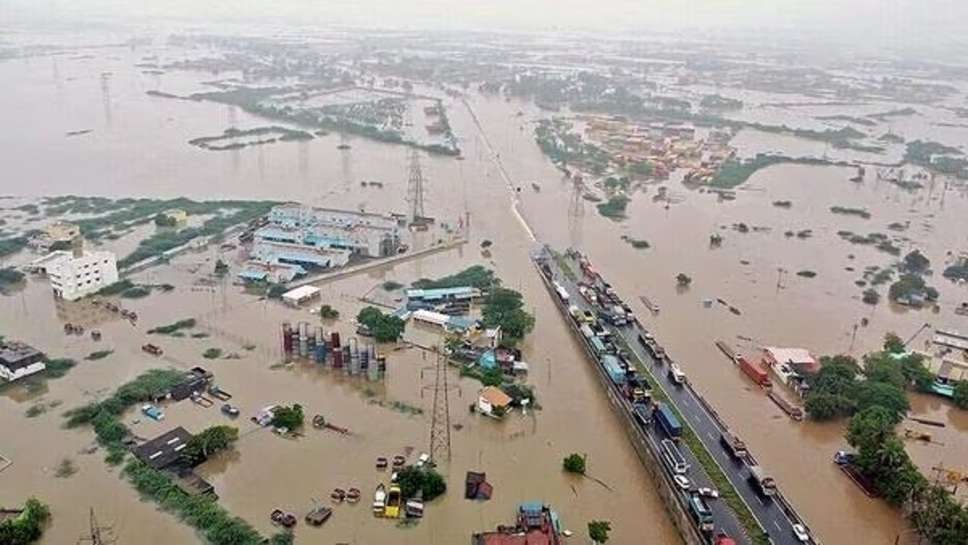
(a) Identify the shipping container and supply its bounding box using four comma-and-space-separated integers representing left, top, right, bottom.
738, 356, 772, 387
655, 404, 682, 439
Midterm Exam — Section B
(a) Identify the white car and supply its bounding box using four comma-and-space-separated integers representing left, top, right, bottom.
697, 487, 719, 499
792, 523, 810, 542
673, 474, 691, 490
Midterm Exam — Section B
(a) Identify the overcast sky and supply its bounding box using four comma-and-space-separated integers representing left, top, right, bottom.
5, 0, 967, 54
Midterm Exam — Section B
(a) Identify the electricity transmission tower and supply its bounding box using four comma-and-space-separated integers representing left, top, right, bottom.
421, 349, 457, 463
78, 508, 116, 545
407, 149, 427, 226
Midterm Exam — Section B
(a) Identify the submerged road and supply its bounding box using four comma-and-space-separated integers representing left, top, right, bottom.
545, 250, 818, 545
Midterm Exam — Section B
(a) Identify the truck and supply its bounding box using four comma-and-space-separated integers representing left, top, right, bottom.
668, 364, 686, 385
720, 430, 748, 459
687, 494, 715, 533
738, 356, 772, 387
579, 323, 595, 340
655, 403, 682, 439
589, 336, 608, 356
601, 354, 626, 385
748, 464, 777, 496
553, 281, 570, 302
660, 438, 689, 474
632, 403, 653, 427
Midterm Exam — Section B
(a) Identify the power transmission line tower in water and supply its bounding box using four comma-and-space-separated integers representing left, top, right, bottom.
422, 349, 456, 464
407, 149, 428, 227
78, 508, 116, 545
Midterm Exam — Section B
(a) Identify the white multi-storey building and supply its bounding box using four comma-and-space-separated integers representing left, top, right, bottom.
45, 249, 119, 300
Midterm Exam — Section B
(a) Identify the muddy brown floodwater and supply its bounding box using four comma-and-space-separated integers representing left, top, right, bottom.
1, 44, 966, 545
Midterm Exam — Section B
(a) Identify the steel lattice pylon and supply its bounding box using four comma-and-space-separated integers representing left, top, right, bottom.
428, 350, 451, 463
407, 148, 427, 225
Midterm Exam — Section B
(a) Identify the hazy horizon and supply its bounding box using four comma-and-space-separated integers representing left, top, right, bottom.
4, 0, 968, 58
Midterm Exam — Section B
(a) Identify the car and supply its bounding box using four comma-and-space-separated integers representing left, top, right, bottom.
697, 487, 719, 499
673, 474, 691, 490
792, 523, 810, 542
581, 310, 595, 322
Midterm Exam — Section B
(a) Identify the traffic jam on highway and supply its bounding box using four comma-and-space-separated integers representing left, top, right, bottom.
537, 247, 818, 545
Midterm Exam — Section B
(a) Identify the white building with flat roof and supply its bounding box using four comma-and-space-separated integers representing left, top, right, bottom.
45, 249, 119, 301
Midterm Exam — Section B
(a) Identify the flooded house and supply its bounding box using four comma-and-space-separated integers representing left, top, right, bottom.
0, 341, 45, 382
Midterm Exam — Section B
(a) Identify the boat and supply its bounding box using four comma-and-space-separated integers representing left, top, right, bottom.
305, 506, 332, 526
270, 509, 297, 528
373, 484, 386, 515
392, 455, 406, 468
346, 488, 361, 503
376, 457, 389, 470
312, 414, 326, 428
384, 485, 402, 518
331, 488, 346, 503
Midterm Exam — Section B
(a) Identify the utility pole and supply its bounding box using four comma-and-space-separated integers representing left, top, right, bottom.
78, 508, 115, 545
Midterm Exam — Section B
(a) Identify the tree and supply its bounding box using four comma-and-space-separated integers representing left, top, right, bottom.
356, 306, 406, 343
588, 520, 611, 544
883, 332, 905, 354
953, 381, 968, 410
214, 259, 229, 276
396, 466, 447, 501
319, 305, 339, 320
847, 406, 898, 451
481, 288, 534, 345
271, 404, 304, 429
902, 250, 931, 275
863, 353, 907, 389
805, 392, 855, 420
676, 273, 692, 287
182, 425, 239, 466
854, 381, 909, 420
563, 453, 586, 474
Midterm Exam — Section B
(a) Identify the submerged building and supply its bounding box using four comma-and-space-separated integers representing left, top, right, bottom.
0, 341, 45, 382
34, 247, 119, 301
240, 204, 403, 283
260, 204, 402, 257
472, 502, 564, 545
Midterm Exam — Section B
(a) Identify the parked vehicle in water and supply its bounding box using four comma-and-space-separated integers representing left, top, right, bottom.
141, 343, 163, 356
141, 404, 164, 421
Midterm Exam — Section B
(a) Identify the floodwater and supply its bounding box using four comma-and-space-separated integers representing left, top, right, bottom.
2, 40, 967, 545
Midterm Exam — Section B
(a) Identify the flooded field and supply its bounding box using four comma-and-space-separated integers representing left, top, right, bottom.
2, 38, 967, 545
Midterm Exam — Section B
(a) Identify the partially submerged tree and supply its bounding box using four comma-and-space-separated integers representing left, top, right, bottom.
588, 520, 611, 544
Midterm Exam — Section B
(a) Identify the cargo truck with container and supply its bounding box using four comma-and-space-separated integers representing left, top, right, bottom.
738, 356, 772, 387
748, 464, 777, 497
655, 403, 683, 439
601, 354, 626, 385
